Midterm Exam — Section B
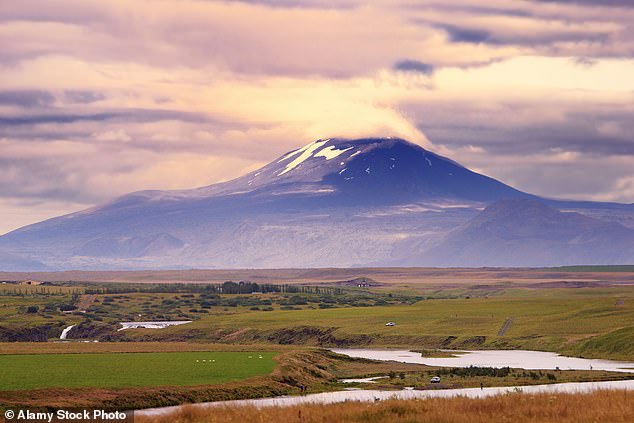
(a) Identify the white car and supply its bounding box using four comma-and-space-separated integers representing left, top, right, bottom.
385, 322, 396, 326
430, 376, 441, 383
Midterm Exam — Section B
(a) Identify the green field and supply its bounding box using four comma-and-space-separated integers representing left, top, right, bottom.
2, 271, 634, 411
3, 273, 634, 360
126, 287, 634, 359
0, 351, 277, 390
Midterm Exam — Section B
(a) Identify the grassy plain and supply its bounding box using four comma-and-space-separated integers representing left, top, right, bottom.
0, 268, 634, 360
2, 268, 634, 413
0, 347, 630, 412
0, 342, 295, 355
0, 351, 277, 390
115, 287, 634, 360
0, 350, 430, 410
1, 266, 633, 283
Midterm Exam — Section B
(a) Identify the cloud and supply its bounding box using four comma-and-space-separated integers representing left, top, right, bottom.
64, 90, 106, 103
0, 109, 212, 126
393, 60, 434, 75
441, 25, 491, 43
535, 0, 634, 7
0, 197, 92, 236
0, 0, 633, 232
406, 96, 634, 156
0, 90, 55, 107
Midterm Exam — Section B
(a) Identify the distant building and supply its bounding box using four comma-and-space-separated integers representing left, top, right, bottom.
19, 280, 42, 286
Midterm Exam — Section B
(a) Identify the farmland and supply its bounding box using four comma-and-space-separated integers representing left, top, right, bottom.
0, 351, 277, 391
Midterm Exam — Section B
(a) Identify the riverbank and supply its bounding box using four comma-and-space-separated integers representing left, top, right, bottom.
134, 390, 634, 423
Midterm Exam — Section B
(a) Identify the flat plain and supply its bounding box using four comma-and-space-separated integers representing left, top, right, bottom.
1, 267, 634, 412
0, 351, 277, 390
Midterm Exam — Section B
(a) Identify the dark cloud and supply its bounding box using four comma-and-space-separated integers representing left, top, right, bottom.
0, 90, 55, 107
223, 0, 360, 8
431, 23, 611, 47
437, 25, 491, 43
0, 112, 119, 126
403, 101, 634, 201
393, 60, 434, 75
412, 105, 634, 157
533, 0, 634, 7
64, 90, 106, 104
0, 109, 211, 126
0, 154, 143, 203
402, 3, 531, 18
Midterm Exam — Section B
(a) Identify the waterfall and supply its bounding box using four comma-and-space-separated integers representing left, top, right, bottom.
60, 324, 75, 340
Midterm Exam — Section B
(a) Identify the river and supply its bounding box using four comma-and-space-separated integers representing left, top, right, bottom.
330, 348, 634, 373
137, 379, 634, 417
136, 348, 634, 417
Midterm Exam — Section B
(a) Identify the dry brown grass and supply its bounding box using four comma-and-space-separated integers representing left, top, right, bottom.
2, 267, 634, 288
136, 390, 634, 423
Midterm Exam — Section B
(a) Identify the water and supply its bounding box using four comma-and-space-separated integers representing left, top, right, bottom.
135, 348, 634, 416
331, 349, 634, 373
117, 321, 191, 331
340, 376, 387, 384
59, 325, 75, 340
136, 379, 634, 417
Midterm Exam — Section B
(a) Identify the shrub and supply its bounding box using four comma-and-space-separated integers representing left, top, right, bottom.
59, 304, 77, 312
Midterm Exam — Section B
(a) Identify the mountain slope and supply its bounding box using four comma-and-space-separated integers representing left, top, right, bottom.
421, 199, 634, 267
0, 137, 632, 270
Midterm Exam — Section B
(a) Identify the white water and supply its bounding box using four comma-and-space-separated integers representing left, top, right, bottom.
59, 325, 75, 340
340, 376, 387, 384
117, 321, 191, 331
331, 349, 634, 373
136, 379, 634, 417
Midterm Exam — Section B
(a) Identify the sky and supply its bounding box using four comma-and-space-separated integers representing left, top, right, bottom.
1, 0, 633, 234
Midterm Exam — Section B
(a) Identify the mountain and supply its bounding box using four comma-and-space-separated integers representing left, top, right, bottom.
0, 137, 632, 270
418, 199, 634, 267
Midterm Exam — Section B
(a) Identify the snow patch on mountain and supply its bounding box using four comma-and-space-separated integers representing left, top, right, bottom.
314, 146, 353, 160
278, 140, 328, 176
278, 138, 330, 163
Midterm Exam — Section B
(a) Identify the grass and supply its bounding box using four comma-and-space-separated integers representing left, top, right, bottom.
0, 342, 296, 355
2, 285, 634, 358
136, 390, 634, 423
342, 368, 634, 391
567, 326, 634, 360
186, 289, 634, 340
0, 351, 277, 390
0, 347, 631, 412
3, 271, 634, 414
0, 350, 432, 410
118, 287, 634, 359
545, 265, 634, 272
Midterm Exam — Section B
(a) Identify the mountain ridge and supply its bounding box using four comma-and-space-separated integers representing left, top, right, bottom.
420, 198, 634, 267
0, 137, 632, 270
